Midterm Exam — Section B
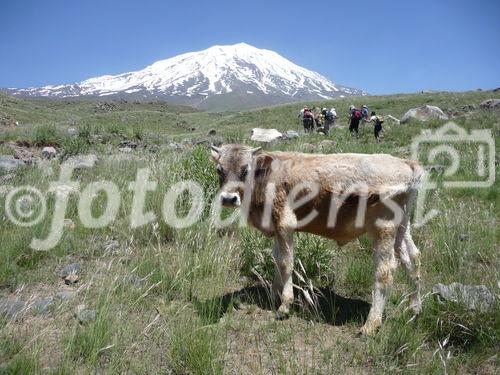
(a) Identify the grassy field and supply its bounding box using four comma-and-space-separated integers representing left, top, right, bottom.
0, 90, 498, 374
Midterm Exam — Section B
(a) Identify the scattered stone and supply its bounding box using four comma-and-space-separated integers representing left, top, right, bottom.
32, 297, 54, 315
0, 298, 26, 319
124, 274, 147, 288
283, 130, 299, 139
479, 99, 500, 110
250, 128, 283, 143
167, 142, 184, 151
459, 234, 468, 242
207, 129, 217, 136
118, 140, 138, 149
67, 154, 98, 170
60, 263, 81, 285
75, 304, 96, 323
462, 104, 477, 112
41, 146, 57, 159
400, 105, 449, 123
104, 239, 120, 253
0, 155, 24, 171
119, 146, 133, 153
55, 290, 77, 301
433, 282, 497, 313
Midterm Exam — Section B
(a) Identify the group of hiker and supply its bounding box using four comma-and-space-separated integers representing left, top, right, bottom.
299, 104, 385, 143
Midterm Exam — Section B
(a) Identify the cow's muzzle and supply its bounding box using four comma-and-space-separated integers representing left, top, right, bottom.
220, 192, 241, 207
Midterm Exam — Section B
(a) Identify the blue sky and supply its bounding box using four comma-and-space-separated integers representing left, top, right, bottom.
1, 0, 499, 94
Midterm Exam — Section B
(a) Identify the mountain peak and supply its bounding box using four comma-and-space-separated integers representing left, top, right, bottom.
3, 43, 365, 111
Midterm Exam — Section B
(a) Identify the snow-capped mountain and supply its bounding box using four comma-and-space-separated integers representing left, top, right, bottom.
3, 43, 365, 110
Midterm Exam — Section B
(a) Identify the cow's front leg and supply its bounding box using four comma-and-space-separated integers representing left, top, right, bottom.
272, 231, 294, 320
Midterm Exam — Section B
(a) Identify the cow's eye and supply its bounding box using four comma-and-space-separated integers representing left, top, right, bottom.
240, 166, 248, 180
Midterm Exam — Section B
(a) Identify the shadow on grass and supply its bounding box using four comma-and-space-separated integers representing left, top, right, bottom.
194, 284, 370, 326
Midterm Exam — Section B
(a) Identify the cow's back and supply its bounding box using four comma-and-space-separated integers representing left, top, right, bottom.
251, 151, 421, 240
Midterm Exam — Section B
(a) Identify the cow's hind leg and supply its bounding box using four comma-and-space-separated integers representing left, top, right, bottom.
272, 232, 294, 320
394, 220, 422, 315
404, 227, 422, 314
362, 225, 397, 336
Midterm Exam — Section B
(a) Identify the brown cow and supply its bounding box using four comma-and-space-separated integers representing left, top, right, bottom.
210, 144, 424, 335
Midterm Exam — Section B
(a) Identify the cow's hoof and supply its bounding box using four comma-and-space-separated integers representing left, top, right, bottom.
275, 305, 290, 320
410, 301, 422, 316
360, 323, 379, 337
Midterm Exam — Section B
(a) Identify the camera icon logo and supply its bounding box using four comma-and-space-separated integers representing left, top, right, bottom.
411, 122, 495, 188
411, 122, 495, 228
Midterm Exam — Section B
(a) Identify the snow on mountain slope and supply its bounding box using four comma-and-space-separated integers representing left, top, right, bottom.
3, 43, 365, 110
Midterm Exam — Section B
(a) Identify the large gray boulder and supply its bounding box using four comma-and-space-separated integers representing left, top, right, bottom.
433, 282, 497, 313
479, 99, 500, 110
401, 105, 449, 123
0, 155, 24, 171
250, 128, 283, 143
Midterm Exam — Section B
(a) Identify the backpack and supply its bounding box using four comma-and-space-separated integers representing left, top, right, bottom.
375, 115, 385, 125
352, 109, 362, 119
361, 107, 369, 117
325, 110, 336, 121
303, 109, 313, 118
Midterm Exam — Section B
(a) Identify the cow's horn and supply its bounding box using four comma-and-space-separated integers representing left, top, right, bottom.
250, 147, 262, 155
210, 145, 222, 153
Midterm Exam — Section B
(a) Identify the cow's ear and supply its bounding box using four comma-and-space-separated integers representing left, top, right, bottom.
210, 145, 221, 163
255, 154, 274, 169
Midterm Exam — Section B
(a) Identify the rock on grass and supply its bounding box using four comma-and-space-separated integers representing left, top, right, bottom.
433, 282, 498, 313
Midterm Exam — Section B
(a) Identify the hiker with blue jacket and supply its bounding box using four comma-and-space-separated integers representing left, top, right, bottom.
322, 107, 337, 135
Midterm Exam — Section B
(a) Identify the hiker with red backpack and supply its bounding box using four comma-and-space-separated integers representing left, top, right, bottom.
365, 111, 385, 143
348, 105, 362, 137
300, 106, 315, 133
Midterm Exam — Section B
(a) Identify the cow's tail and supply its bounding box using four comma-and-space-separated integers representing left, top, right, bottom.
405, 160, 425, 212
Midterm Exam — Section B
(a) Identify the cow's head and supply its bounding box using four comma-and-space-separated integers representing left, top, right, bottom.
210, 144, 274, 208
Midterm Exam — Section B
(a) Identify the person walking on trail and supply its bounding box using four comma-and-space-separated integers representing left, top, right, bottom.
361, 105, 369, 120
365, 111, 384, 143
348, 105, 362, 138
322, 107, 337, 135
301, 106, 315, 133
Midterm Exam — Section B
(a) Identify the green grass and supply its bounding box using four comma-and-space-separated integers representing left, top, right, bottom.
0, 90, 498, 373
